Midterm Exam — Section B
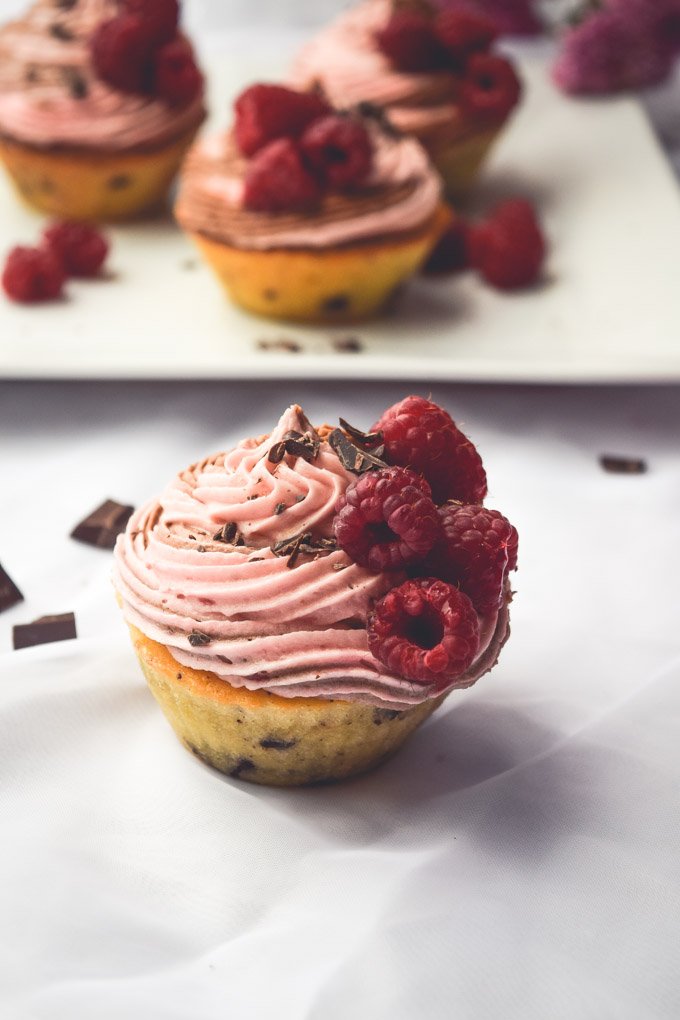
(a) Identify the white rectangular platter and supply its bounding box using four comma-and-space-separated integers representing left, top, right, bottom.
1, 52, 680, 382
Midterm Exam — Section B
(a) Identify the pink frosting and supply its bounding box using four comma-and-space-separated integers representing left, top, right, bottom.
0, 0, 205, 151
113, 406, 510, 709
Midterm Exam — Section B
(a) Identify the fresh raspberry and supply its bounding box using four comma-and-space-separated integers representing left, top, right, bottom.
2, 246, 65, 303
234, 84, 331, 158
422, 504, 518, 614
373, 396, 487, 505
90, 15, 155, 94
125, 0, 179, 46
459, 53, 522, 122
421, 217, 471, 275
243, 138, 322, 213
42, 221, 109, 278
300, 115, 372, 190
334, 466, 441, 573
434, 9, 497, 63
469, 199, 545, 290
368, 578, 479, 688
375, 12, 446, 72
154, 38, 203, 105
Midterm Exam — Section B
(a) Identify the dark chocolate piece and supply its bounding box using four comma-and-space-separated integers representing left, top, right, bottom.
599, 454, 647, 475
188, 630, 211, 647
372, 708, 402, 725
50, 23, 75, 40
333, 336, 363, 353
0, 564, 24, 613
70, 499, 134, 549
274, 502, 287, 515
230, 758, 255, 779
322, 294, 349, 314
13, 612, 76, 650
64, 68, 87, 99
328, 428, 387, 474
260, 737, 297, 750
338, 418, 384, 451
213, 522, 238, 544
256, 338, 301, 353
267, 441, 286, 465
281, 429, 320, 463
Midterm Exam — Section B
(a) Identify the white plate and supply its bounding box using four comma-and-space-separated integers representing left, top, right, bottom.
1, 53, 680, 383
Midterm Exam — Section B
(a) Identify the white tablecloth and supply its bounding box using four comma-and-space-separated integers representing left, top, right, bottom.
1, 380, 679, 1019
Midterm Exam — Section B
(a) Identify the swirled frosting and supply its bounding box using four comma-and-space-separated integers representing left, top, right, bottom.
175, 120, 441, 250
113, 406, 510, 709
292, 0, 481, 149
0, 0, 205, 151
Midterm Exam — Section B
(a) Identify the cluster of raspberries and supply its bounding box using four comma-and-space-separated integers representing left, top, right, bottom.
90, 0, 203, 107
333, 396, 518, 691
376, 6, 521, 123
234, 85, 374, 213
2, 222, 109, 303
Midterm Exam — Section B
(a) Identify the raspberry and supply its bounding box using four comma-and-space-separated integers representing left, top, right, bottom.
243, 138, 322, 213
373, 396, 487, 505
2, 246, 65, 303
154, 38, 203, 105
469, 199, 545, 290
422, 217, 471, 275
90, 15, 155, 94
42, 221, 109, 278
459, 53, 522, 122
234, 84, 331, 158
368, 578, 479, 688
422, 504, 518, 614
334, 466, 441, 572
300, 115, 372, 190
435, 9, 497, 63
125, 0, 179, 45
375, 12, 446, 72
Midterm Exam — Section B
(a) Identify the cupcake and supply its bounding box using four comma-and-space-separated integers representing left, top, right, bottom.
292, 0, 522, 200
174, 83, 450, 323
0, 0, 205, 220
113, 397, 518, 787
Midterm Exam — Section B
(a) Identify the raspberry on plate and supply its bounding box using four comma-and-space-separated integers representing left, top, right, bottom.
42, 222, 109, 278
375, 11, 445, 72
373, 396, 487, 505
154, 38, 203, 106
234, 84, 331, 158
2, 246, 65, 303
423, 504, 518, 614
459, 53, 522, 122
421, 217, 471, 275
435, 9, 497, 63
91, 15, 155, 94
334, 466, 441, 572
368, 578, 480, 688
300, 115, 372, 190
469, 198, 545, 290
126, 0, 179, 46
243, 138, 322, 213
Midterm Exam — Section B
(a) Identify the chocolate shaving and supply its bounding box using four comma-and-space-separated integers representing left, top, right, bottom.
328, 428, 387, 474
213, 522, 238, 544
49, 23, 74, 40
70, 499, 134, 549
282, 429, 320, 463
55, 0, 78, 8
13, 612, 76, 650
599, 454, 647, 475
267, 441, 286, 465
188, 631, 211, 647
63, 68, 87, 99
356, 100, 403, 138
338, 418, 384, 451
217, 655, 233, 664
0, 564, 24, 613
274, 502, 287, 515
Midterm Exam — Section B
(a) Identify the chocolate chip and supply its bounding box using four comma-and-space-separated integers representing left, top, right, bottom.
333, 336, 363, 353
213, 522, 238, 544
263, 288, 278, 301
260, 737, 297, 750
338, 418, 384, 451
13, 612, 76, 650
64, 69, 87, 99
328, 428, 387, 474
274, 502, 287, 515
188, 631, 211, 647
322, 294, 349, 314
282, 429, 320, 463
107, 174, 131, 191
0, 564, 23, 614
599, 455, 647, 475
70, 499, 134, 549
267, 441, 286, 465
230, 757, 255, 779
372, 708, 402, 725
49, 23, 75, 40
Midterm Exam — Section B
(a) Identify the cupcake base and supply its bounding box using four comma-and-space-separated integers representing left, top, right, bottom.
429, 127, 502, 201
129, 626, 444, 786
0, 127, 200, 221
189, 202, 452, 324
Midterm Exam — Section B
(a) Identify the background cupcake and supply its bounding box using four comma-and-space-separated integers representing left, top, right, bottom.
175, 82, 449, 323
292, 0, 522, 199
0, 0, 205, 220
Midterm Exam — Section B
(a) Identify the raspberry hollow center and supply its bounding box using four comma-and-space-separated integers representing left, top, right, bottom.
403, 607, 444, 650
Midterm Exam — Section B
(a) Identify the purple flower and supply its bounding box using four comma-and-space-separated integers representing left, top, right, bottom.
605, 0, 680, 57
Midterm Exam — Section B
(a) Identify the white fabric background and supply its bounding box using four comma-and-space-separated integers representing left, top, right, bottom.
1, 380, 680, 1018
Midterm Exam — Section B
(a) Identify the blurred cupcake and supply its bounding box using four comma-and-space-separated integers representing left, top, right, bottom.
0, 0, 205, 220
175, 83, 449, 323
292, 0, 522, 199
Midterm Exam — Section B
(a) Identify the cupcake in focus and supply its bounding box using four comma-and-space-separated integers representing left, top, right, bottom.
113, 397, 518, 787
0, 0, 205, 220
174, 83, 450, 323
292, 0, 522, 199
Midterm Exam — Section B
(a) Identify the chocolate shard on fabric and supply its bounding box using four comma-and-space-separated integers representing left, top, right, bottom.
599, 454, 647, 475
13, 612, 76, 650
0, 564, 24, 613
328, 428, 387, 474
70, 499, 134, 549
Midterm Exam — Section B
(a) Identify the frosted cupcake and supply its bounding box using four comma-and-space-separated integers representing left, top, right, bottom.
292, 0, 522, 199
174, 83, 449, 322
0, 0, 205, 220
113, 397, 518, 786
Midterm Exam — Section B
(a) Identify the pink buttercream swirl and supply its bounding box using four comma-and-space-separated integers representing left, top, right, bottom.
0, 0, 205, 151
113, 406, 510, 709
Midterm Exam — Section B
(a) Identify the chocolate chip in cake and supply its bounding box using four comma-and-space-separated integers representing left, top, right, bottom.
599, 454, 647, 475
372, 708, 402, 725
230, 758, 255, 779
70, 499, 134, 549
263, 288, 278, 301
107, 174, 132, 191
13, 612, 76, 650
260, 737, 297, 750
322, 294, 350, 314
0, 564, 23, 614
